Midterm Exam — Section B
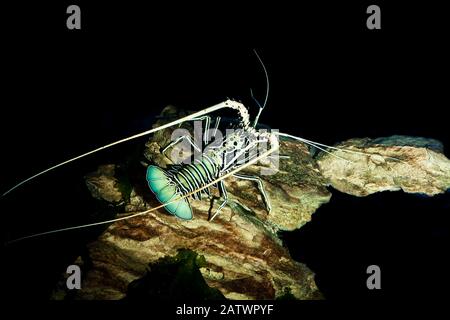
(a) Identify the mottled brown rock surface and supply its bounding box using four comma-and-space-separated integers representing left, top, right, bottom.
52, 106, 326, 300
84, 164, 123, 203
52, 108, 449, 301
317, 136, 450, 197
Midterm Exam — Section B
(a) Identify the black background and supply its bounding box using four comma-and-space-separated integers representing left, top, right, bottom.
2, 0, 449, 311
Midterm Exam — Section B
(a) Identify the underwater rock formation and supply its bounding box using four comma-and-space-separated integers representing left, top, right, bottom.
317, 136, 450, 197
60, 157, 323, 299
52, 106, 449, 300
125, 249, 227, 300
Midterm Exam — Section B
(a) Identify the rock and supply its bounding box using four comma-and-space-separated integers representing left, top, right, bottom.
125, 249, 226, 300
317, 136, 450, 196
85, 165, 123, 203
372, 135, 444, 153
54, 106, 448, 301
55, 106, 325, 300
233, 139, 331, 231
70, 178, 322, 300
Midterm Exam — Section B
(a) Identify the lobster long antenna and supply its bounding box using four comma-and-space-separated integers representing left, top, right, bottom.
252, 49, 269, 127
2, 100, 242, 198
6, 140, 280, 244
276, 132, 354, 164
275, 132, 407, 164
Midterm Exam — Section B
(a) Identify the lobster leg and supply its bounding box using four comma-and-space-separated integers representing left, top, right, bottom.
232, 173, 272, 213
162, 135, 201, 160
189, 115, 211, 143
209, 180, 228, 221
162, 114, 226, 161
161, 115, 213, 163
212, 117, 221, 139
190, 115, 221, 142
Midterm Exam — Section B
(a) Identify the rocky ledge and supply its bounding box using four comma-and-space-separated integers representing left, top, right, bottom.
52, 106, 450, 300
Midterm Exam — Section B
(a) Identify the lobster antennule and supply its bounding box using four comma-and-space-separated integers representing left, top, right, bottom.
252, 49, 269, 128
146, 166, 193, 220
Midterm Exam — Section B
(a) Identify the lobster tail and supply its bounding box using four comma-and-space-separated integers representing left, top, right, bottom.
146, 165, 193, 220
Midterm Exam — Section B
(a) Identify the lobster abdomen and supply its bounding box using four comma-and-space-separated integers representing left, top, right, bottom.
146, 165, 193, 220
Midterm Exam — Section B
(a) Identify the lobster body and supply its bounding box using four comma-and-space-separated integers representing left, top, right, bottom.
146, 119, 266, 220
146, 155, 221, 220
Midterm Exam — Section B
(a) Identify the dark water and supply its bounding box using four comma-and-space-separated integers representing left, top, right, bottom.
2, 2, 449, 302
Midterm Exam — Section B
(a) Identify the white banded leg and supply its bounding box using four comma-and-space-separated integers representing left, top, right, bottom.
212, 116, 221, 138
267, 154, 290, 159
191, 115, 211, 143
209, 180, 228, 221
161, 115, 213, 159
162, 135, 201, 160
194, 115, 222, 143
233, 173, 271, 213
164, 115, 222, 158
